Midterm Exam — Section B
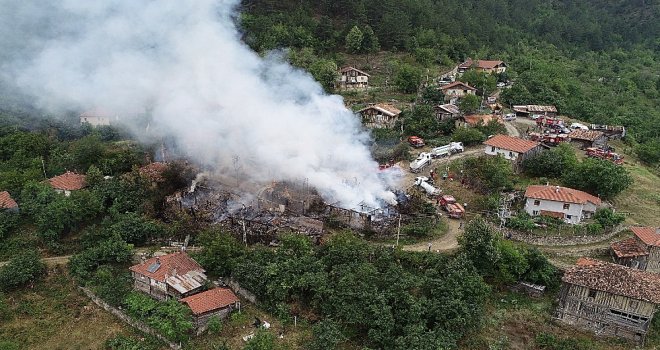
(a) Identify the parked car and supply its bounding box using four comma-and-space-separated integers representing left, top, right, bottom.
570, 122, 589, 130
530, 114, 542, 120
496, 82, 506, 88
503, 113, 516, 121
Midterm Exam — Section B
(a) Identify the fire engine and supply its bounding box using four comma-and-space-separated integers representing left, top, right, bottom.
585, 147, 624, 165
407, 136, 425, 148
439, 195, 465, 219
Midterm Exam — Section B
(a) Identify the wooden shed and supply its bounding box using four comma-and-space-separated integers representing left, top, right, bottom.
555, 258, 660, 344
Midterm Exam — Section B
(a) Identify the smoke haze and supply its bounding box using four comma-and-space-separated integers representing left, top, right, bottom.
0, 0, 397, 208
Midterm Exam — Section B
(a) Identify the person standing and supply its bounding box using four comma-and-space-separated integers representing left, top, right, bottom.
428, 242, 432, 252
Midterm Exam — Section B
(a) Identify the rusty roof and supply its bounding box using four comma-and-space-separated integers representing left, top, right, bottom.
130, 252, 205, 283
631, 226, 660, 247
339, 66, 370, 76
525, 185, 601, 205
513, 105, 557, 113
440, 81, 477, 91
166, 269, 207, 294
610, 238, 649, 258
48, 171, 87, 191
358, 103, 401, 117
483, 134, 540, 154
565, 258, 660, 304
458, 58, 506, 70
464, 114, 503, 126
0, 191, 18, 209
180, 288, 239, 315
139, 162, 169, 182
568, 130, 605, 142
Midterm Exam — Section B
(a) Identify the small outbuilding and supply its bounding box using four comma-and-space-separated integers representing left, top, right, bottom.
433, 103, 461, 121
513, 105, 558, 118
611, 237, 649, 270
483, 134, 542, 168
0, 191, 19, 212
555, 258, 660, 344
48, 171, 87, 196
181, 287, 240, 331
440, 81, 477, 102
568, 130, 607, 149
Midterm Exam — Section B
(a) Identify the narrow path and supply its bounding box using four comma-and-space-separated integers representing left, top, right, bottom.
0, 255, 72, 268
401, 218, 462, 252
504, 121, 520, 137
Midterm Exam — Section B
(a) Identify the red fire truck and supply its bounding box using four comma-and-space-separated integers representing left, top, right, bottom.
585, 147, 624, 165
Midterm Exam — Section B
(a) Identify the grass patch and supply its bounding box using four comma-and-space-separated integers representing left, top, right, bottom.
0, 266, 154, 350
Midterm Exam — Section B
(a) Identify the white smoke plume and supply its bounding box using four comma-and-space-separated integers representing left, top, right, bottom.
0, 0, 398, 208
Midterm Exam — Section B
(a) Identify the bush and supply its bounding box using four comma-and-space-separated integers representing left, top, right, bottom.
506, 212, 536, 231
452, 127, 485, 146
0, 249, 45, 291
125, 292, 193, 343
562, 158, 632, 199
69, 235, 133, 282
308, 320, 346, 350
401, 216, 437, 238
0, 292, 11, 321
593, 208, 625, 228
207, 315, 223, 334
91, 266, 132, 306
0, 210, 19, 239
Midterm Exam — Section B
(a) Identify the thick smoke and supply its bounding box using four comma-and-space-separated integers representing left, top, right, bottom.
0, 0, 398, 208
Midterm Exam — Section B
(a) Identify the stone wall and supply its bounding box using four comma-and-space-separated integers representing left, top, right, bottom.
79, 287, 181, 350
223, 278, 258, 304
506, 225, 627, 246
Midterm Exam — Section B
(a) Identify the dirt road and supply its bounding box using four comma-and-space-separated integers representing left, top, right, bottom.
402, 218, 462, 252
0, 255, 72, 268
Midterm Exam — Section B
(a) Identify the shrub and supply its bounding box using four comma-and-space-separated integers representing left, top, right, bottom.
207, 315, 223, 334
593, 208, 625, 228
451, 127, 485, 146
0, 249, 45, 291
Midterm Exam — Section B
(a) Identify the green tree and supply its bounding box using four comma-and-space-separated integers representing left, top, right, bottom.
458, 217, 500, 276
562, 158, 632, 199
461, 70, 497, 96
522, 143, 578, 178
458, 94, 481, 114
496, 240, 529, 284
635, 140, 660, 165
309, 59, 338, 92
0, 250, 46, 291
451, 127, 485, 146
105, 212, 166, 245
345, 26, 363, 53
196, 229, 246, 277
394, 63, 422, 94
462, 155, 513, 193
401, 105, 441, 139
308, 319, 346, 350
361, 25, 380, 55
69, 235, 134, 282
593, 208, 625, 228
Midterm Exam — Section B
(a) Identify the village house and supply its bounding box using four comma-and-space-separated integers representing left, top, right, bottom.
357, 103, 401, 129
524, 185, 602, 224
483, 134, 542, 170
337, 66, 369, 90
180, 287, 240, 331
129, 251, 208, 301
0, 191, 19, 212
440, 81, 477, 103
611, 237, 650, 270
555, 258, 660, 343
458, 58, 508, 74
80, 109, 115, 127
513, 105, 558, 118
433, 103, 461, 121
48, 171, 87, 196
568, 130, 607, 149
611, 227, 660, 273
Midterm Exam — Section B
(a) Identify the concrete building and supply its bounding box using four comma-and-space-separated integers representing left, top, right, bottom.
524, 185, 602, 224
483, 134, 542, 164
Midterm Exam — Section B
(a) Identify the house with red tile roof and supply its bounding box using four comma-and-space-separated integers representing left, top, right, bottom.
0, 191, 19, 212
555, 257, 660, 343
357, 103, 402, 129
180, 288, 240, 330
483, 134, 542, 167
524, 185, 602, 224
458, 58, 507, 74
610, 227, 660, 273
337, 66, 369, 90
439, 81, 477, 101
48, 171, 87, 196
129, 251, 207, 300
80, 108, 116, 127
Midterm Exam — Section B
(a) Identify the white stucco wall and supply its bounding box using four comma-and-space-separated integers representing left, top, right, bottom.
524, 198, 585, 224
484, 145, 520, 161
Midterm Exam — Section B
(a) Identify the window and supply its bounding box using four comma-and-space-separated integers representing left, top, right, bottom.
566, 215, 572, 220
509, 152, 514, 157
532, 210, 539, 215
563, 203, 570, 210
491, 146, 496, 152
533, 200, 540, 206
588, 289, 597, 298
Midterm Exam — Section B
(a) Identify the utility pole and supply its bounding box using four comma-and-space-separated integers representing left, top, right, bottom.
41, 157, 47, 179
396, 214, 402, 246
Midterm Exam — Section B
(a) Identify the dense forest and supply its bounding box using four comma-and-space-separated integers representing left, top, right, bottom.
239, 0, 660, 165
